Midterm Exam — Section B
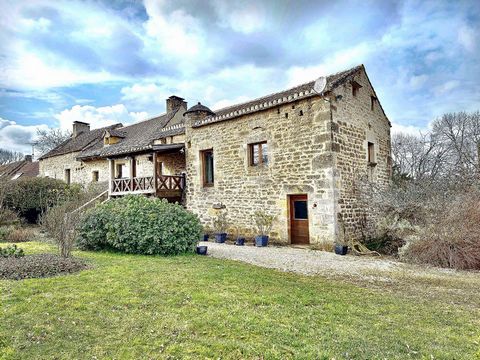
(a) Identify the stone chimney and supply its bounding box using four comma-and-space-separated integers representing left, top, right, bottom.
72, 121, 90, 138
166, 96, 187, 113
24, 155, 32, 162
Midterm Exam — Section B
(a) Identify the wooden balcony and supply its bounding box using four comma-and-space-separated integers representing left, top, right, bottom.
110, 175, 185, 199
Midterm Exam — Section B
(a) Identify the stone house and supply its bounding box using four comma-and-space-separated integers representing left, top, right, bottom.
38, 65, 391, 246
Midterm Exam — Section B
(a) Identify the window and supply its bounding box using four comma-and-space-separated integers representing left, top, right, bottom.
294, 200, 308, 219
201, 149, 214, 186
65, 169, 71, 185
249, 142, 268, 166
368, 142, 375, 164
371, 96, 377, 111
92, 171, 99, 182
351, 81, 362, 97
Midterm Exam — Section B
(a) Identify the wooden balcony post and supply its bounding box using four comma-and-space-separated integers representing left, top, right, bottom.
129, 156, 135, 191
108, 159, 115, 196
153, 152, 158, 194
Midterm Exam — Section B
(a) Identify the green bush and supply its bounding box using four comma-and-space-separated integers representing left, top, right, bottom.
78, 196, 202, 256
1, 178, 82, 223
0, 244, 24, 258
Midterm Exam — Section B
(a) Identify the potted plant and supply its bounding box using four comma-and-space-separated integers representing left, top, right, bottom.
334, 242, 348, 255
335, 215, 348, 255
253, 211, 275, 247
213, 212, 228, 243
196, 244, 208, 255
233, 226, 245, 246
202, 226, 211, 242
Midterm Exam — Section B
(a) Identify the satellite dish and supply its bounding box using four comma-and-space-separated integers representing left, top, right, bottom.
313, 76, 327, 94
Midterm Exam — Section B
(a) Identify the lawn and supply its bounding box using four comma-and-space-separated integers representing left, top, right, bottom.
1, 241, 479, 359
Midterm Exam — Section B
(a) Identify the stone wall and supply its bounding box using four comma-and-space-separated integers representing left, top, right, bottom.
39, 152, 109, 187
330, 70, 392, 240
185, 96, 337, 245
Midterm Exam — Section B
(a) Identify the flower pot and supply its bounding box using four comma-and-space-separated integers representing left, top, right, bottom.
202, 234, 209, 242
335, 245, 348, 255
215, 233, 227, 243
196, 245, 208, 255
235, 237, 245, 246
255, 235, 269, 247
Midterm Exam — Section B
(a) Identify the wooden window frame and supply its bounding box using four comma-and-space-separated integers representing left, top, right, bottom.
367, 141, 376, 165
201, 149, 214, 187
248, 141, 268, 167
64, 169, 71, 185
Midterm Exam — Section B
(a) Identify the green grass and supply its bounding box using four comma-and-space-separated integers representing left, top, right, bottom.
1, 242, 479, 359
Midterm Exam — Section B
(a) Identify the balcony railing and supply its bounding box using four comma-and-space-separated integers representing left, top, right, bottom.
111, 175, 185, 196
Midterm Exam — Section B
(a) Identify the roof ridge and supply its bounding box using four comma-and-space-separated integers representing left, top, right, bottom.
211, 80, 315, 114
210, 64, 363, 114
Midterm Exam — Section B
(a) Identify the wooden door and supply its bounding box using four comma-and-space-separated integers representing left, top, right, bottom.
289, 194, 309, 244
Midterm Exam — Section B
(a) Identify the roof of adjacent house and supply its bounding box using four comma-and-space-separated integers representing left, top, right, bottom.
193, 65, 365, 127
78, 108, 184, 160
39, 123, 123, 160
0, 159, 39, 180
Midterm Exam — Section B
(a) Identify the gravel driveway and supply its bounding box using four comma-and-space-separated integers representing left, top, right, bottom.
201, 241, 399, 279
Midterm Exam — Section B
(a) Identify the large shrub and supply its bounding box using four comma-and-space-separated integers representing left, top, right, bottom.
1, 178, 82, 223
400, 188, 480, 270
78, 196, 202, 256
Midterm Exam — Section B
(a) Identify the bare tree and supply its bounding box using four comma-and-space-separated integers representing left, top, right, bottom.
32, 128, 71, 156
392, 111, 480, 183
431, 111, 480, 180
0, 149, 24, 165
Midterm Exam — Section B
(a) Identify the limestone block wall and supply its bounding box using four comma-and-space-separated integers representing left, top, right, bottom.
185, 96, 336, 245
39, 152, 109, 187
330, 70, 392, 240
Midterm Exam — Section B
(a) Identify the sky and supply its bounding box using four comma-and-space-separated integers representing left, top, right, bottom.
0, 0, 479, 154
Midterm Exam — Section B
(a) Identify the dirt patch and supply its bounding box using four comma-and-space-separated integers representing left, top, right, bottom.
0, 254, 89, 280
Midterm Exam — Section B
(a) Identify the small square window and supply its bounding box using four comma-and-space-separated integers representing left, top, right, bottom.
249, 142, 268, 167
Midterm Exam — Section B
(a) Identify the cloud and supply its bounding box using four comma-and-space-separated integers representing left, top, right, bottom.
458, 24, 476, 52
1, 0, 480, 154
213, 1, 267, 34
54, 104, 148, 131
0, 117, 48, 153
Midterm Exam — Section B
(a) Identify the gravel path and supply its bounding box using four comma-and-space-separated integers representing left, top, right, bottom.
201, 241, 399, 279
200, 241, 479, 288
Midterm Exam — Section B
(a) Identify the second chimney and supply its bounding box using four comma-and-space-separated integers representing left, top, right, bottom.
166, 96, 187, 113
72, 121, 90, 138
